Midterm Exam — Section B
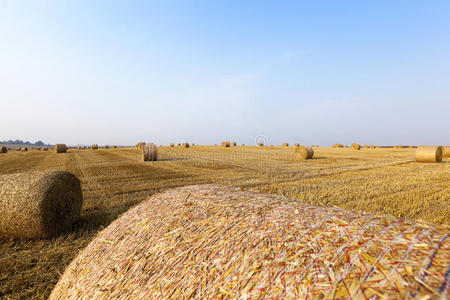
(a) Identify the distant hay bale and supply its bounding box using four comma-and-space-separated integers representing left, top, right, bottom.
294, 143, 300, 147
283, 143, 289, 147
49, 185, 449, 299
112, 145, 117, 148
231, 142, 237, 147
370, 145, 375, 149
177, 143, 181, 147
415, 146, 443, 163
104, 145, 110, 149
182, 143, 190, 148
221, 141, 231, 147
141, 143, 158, 161
16, 148, 21, 151
351, 143, 360, 150
169, 143, 175, 147
55, 144, 67, 153
333, 144, 343, 148
363, 145, 368, 148
21, 147, 28, 152
294, 145, 314, 160
241, 144, 245, 146
257, 142, 264, 147
0, 146, 7, 153
0, 171, 82, 239
443, 146, 450, 158
92, 144, 98, 150
43, 147, 48, 151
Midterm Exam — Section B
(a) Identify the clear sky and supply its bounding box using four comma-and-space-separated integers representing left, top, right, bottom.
1, 1, 449, 146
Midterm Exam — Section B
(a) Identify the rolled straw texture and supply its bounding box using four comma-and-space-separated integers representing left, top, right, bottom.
0, 171, 82, 239
294, 146, 314, 160
50, 185, 449, 299
141, 143, 158, 161
415, 146, 443, 163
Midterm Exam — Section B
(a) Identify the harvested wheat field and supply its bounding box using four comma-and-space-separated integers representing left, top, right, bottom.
0, 146, 449, 298
50, 185, 449, 299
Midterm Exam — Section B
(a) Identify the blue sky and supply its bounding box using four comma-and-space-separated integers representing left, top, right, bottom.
1, 1, 449, 146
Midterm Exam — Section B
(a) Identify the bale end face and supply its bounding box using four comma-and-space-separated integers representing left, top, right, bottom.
0, 146, 7, 153
351, 143, 361, 150
221, 141, 231, 148
182, 143, 190, 148
0, 171, 83, 239
415, 146, 443, 163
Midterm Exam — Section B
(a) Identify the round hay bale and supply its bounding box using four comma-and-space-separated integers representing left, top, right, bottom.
370, 145, 375, 149
112, 145, 117, 149
92, 144, 98, 150
0, 171, 82, 239
182, 143, 190, 148
55, 144, 67, 153
283, 143, 289, 147
16, 148, 21, 151
442, 146, 450, 158
351, 143, 360, 150
221, 141, 230, 147
231, 142, 237, 147
50, 185, 449, 299
257, 142, 264, 147
21, 147, 28, 152
294, 145, 314, 160
104, 145, 110, 149
169, 143, 175, 147
415, 146, 443, 163
0, 146, 7, 154
141, 143, 158, 161
241, 144, 245, 146
177, 143, 181, 147
43, 147, 48, 151
294, 143, 300, 147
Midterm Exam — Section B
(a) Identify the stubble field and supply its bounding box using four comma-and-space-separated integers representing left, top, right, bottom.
0, 145, 449, 299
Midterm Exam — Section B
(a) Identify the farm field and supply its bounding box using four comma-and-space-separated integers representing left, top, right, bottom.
0, 145, 449, 299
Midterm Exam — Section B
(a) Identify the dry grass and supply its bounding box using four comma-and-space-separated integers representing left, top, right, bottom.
50, 185, 450, 299
0, 171, 82, 239
0, 146, 448, 298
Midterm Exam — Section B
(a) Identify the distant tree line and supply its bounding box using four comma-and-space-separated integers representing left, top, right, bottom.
0, 139, 49, 146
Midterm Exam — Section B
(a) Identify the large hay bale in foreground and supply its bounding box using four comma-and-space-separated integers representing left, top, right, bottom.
55, 144, 67, 153
415, 146, 443, 163
0, 171, 83, 239
351, 143, 361, 150
294, 145, 314, 160
50, 185, 449, 299
141, 143, 158, 161
0, 146, 7, 153
443, 146, 450, 158
221, 141, 230, 147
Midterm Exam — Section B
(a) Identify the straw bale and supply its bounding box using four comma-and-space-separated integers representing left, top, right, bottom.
0, 146, 7, 153
50, 185, 450, 299
182, 143, 190, 148
43, 147, 48, 151
104, 145, 110, 149
21, 147, 28, 152
283, 143, 289, 147
231, 142, 237, 147
141, 143, 158, 161
222, 141, 231, 147
294, 143, 300, 147
295, 145, 314, 160
351, 143, 361, 150
370, 145, 375, 149
257, 142, 264, 146
415, 146, 443, 163
443, 146, 450, 158
92, 144, 98, 150
55, 144, 67, 153
169, 143, 175, 147
0, 171, 82, 239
